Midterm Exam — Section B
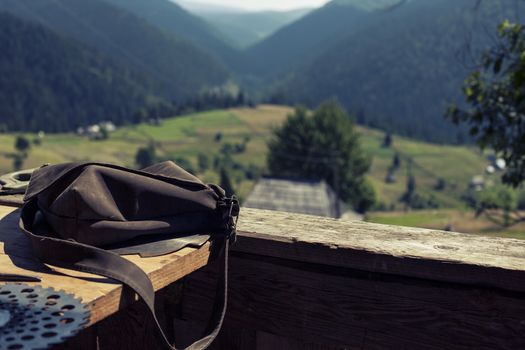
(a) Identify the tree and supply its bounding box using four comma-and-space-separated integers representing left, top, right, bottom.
392, 153, 401, 169
401, 175, 416, 208
382, 132, 393, 148
12, 154, 24, 171
267, 101, 375, 212
15, 136, 30, 154
236, 91, 245, 106
447, 20, 525, 186
219, 167, 235, 197
471, 186, 520, 227
197, 153, 209, 173
99, 127, 109, 141
135, 143, 156, 169
435, 178, 446, 191
13, 135, 31, 171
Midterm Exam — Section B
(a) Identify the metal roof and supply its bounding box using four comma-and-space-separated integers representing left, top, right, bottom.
243, 177, 354, 219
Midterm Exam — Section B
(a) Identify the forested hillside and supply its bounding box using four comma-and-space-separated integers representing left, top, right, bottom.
243, 2, 370, 77
263, 0, 518, 143
0, 0, 229, 100
102, 0, 239, 67
0, 0, 521, 144
0, 12, 159, 132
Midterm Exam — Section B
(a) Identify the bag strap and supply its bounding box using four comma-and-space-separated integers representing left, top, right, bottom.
19, 198, 231, 350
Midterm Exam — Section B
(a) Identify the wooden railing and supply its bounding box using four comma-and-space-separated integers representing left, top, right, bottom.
174, 208, 525, 349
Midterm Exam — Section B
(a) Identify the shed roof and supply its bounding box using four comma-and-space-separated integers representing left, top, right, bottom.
243, 177, 354, 219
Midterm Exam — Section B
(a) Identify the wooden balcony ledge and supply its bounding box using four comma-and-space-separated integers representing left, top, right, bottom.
0, 204, 212, 349
2, 202, 525, 349
176, 208, 525, 350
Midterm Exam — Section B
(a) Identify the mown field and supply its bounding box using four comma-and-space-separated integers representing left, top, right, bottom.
0, 105, 291, 199
367, 210, 525, 239
1, 104, 515, 236
358, 127, 487, 209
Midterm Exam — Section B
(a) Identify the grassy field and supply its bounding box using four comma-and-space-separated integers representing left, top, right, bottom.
2, 104, 519, 237
0, 105, 291, 200
358, 127, 489, 209
0, 104, 489, 206
366, 210, 525, 239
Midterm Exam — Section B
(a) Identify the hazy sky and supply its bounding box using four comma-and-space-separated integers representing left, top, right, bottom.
179, 0, 330, 11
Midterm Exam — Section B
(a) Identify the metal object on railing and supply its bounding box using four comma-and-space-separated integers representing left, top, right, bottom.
0, 168, 36, 195
0, 274, 41, 283
0, 283, 90, 350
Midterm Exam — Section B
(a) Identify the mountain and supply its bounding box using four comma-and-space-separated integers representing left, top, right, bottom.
175, 0, 246, 15
333, 0, 409, 11
0, 12, 160, 132
276, 0, 517, 143
102, 0, 239, 67
0, 0, 229, 101
243, 0, 403, 77
192, 8, 312, 49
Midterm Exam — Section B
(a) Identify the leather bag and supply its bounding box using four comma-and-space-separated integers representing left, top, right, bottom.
18, 161, 239, 349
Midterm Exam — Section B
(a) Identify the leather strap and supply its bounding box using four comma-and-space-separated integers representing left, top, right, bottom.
19, 198, 228, 350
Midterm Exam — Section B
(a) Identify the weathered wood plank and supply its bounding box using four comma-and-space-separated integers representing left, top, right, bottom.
0, 205, 212, 326
173, 319, 257, 350
0, 194, 24, 207
55, 283, 186, 350
237, 208, 525, 292
182, 254, 525, 349
255, 331, 341, 350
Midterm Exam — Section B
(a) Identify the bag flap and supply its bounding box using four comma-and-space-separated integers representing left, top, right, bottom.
24, 161, 211, 202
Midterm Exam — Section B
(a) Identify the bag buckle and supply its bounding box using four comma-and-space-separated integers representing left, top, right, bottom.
225, 196, 239, 243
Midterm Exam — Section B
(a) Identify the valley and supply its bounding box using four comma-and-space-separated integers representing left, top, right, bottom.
0, 0, 523, 238
2, 104, 515, 236
0, 0, 518, 142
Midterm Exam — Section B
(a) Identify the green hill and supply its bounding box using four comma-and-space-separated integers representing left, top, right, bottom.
0, 12, 159, 132
0, 0, 229, 101
246, 0, 517, 143
243, 0, 405, 77
0, 105, 488, 208
102, 0, 239, 67
243, 2, 370, 77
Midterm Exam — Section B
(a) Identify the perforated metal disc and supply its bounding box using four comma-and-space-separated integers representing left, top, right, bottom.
0, 284, 90, 350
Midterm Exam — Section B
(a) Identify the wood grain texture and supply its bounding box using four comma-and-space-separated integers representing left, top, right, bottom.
182, 255, 525, 350
55, 283, 187, 350
173, 319, 257, 350
0, 205, 212, 326
255, 331, 341, 350
0, 194, 24, 207
237, 208, 525, 292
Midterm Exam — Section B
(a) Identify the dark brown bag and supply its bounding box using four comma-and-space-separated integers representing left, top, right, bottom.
19, 161, 239, 350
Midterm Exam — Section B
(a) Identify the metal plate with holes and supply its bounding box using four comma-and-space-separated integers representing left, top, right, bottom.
0, 284, 90, 350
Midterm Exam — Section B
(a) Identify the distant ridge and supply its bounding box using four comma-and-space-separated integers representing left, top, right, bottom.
332, 0, 407, 11
0, 0, 230, 100
0, 12, 159, 132
275, 0, 517, 143
244, 1, 371, 77
243, 0, 413, 78
196, 8, 313, 48
103, 0, 240, 67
